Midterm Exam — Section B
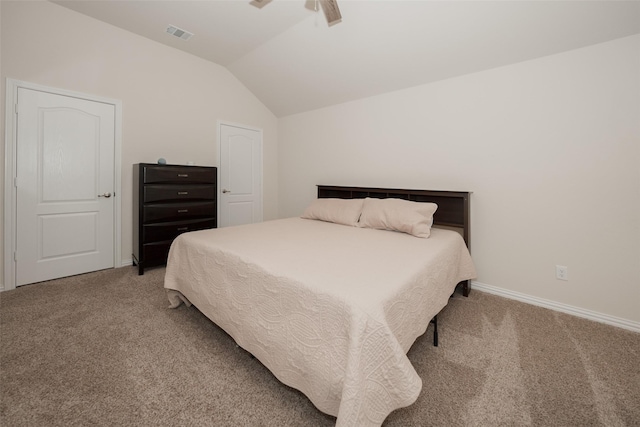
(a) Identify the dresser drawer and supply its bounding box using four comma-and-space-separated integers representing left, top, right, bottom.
144, 185, 215, 203
143, 219, 216, 243
143, 166, 216, 184
143, 201, 216, 223
141, 241, 173, 267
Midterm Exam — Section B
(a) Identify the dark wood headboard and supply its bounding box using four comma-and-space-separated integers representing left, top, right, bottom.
317, 185, 471, 251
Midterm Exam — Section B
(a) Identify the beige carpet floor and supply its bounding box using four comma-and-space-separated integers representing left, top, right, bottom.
1, 266, 639, 426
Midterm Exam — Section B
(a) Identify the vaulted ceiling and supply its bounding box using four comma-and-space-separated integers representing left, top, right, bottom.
52, 0, 640, 117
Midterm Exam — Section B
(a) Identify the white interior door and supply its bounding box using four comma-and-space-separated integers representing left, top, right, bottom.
15, 88, 116, 286
219, 123, 263, 227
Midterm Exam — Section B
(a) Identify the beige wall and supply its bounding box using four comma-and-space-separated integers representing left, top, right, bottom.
278, 35, 640, 324
0, 1, 279, 285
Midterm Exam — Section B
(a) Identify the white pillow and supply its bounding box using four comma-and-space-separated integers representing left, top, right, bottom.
358, 197, 438, 238
301, 198, 364, 227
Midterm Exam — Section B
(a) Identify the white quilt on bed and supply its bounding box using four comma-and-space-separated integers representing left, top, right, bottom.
164, 217, 476, 426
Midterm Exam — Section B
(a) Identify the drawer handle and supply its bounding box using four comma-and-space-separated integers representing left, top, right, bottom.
177, 174, 189, 178
177, 227, 189, 231
177, 209, 189, 213
177, 191, 189, 195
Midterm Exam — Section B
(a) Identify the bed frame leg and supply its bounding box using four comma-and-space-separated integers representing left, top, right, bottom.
431, 315, 438, 347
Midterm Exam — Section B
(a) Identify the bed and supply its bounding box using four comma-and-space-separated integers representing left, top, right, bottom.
164, 185, 476, 427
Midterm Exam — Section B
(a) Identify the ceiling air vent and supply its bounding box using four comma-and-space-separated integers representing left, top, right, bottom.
166, 25, 193, 41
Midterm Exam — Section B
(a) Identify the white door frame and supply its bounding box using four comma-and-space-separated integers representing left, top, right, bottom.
217, 120, 263, 227
3, 79, 123, 291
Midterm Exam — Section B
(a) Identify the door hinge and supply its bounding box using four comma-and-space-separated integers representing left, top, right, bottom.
14, 251, 17, 261
14, 177, 18, 188
14, 103, 18, 115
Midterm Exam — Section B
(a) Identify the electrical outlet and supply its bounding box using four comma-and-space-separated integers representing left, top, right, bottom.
556, 265, 568, 281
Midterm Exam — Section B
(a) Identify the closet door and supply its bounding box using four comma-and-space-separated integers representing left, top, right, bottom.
15, 87, 116, 285
219, 123, 263, 227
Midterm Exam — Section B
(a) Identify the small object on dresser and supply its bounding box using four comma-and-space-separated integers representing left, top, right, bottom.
157, 158, 167, 165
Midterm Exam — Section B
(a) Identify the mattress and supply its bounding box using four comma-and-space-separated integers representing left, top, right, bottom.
164, 217, 476, 426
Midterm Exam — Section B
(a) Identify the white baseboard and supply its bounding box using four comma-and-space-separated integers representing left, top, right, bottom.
471, 281, 640, 333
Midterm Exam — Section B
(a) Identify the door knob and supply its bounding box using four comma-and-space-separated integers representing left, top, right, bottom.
98, 192, 112, 198
222, 189, 231, 194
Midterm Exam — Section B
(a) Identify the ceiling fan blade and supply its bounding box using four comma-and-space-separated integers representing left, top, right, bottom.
319, 0, 342, 26
250, 0, 271, 8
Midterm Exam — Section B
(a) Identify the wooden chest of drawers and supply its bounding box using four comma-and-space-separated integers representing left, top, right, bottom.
133, 163, 217, 275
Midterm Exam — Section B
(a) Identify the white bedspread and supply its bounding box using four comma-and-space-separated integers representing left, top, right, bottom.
164, 217, 476, 426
